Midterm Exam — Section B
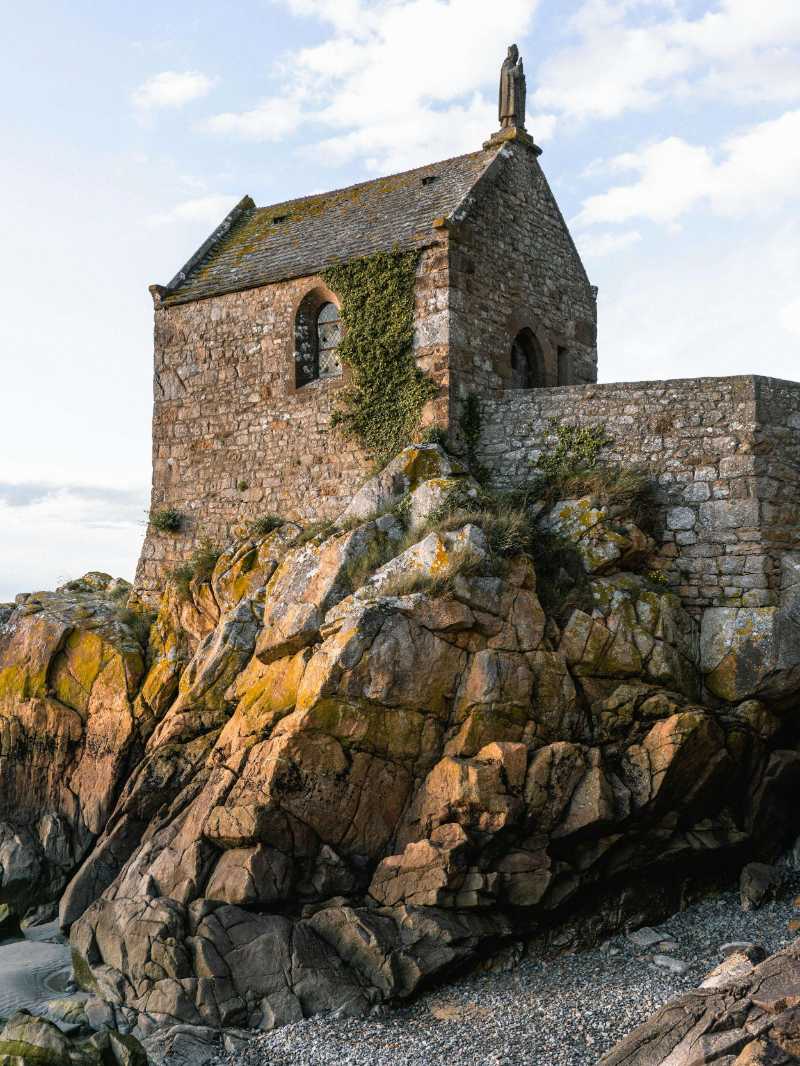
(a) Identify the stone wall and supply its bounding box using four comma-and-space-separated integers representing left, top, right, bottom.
135, 243, 451, 599
478, 375, 800, 613
447, 137, 597, 410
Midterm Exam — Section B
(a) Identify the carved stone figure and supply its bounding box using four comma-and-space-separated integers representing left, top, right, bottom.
499, 44, 526, 130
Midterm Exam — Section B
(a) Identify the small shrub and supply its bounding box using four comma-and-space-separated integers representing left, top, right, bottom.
149, 508, 182, 533
536, 422, 611, 485
647, 568, 670, 587
190, 538, 221, 582
296, 520, 336, 546
169, 563, 194, 596
418, 425, 448, 447
250, 514, 284, 537
237, 479, 249, 492
114, 605, 155, 649
459, 393, 489, 484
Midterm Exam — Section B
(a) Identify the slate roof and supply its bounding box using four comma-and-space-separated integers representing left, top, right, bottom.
160, 147, 501, 306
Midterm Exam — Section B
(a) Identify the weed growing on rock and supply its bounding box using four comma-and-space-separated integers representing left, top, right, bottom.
458, 394, 489, 484
380, 546, 484, 599
167, 539, 221, 596
418, 426, 449, 448
114, 606, 155, 650
190, 539, 221, 582
296, 520, 336, 546
169, 563, 194, 596
149, 508, 183, 533
250, 514, 284, 537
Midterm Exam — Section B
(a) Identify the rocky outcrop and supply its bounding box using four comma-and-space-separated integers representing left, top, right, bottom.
601, 939, 800, 1065
0, 574, 147, 919
2, 445, 800, 1040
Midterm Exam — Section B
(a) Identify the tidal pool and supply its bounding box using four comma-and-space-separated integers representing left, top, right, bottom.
0, 922, 72, 1019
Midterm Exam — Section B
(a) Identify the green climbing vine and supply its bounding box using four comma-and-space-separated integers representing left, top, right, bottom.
324, 249, 436, 467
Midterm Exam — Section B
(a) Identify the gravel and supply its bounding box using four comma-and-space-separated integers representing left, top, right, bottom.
213, 874, 800, 1066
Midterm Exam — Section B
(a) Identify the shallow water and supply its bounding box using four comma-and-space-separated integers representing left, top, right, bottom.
0, 922, 72, 1019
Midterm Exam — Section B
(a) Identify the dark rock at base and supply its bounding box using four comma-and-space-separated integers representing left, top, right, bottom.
741, 863, 784, 912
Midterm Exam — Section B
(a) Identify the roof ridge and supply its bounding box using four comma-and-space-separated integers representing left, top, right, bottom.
159, 146, 504, 306
251, 147, 499, 216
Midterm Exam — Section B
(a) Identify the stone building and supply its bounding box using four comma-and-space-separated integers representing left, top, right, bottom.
135, 47, 597, 596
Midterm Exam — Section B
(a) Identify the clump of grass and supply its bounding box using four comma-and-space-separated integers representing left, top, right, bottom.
379, 546, 484, 599
167, 538, 221, 597
646, 568, 670, 587
169, 563, 194, 597
296, 519, 337, 546
237, 479, 249, 492
149, 508, 182, 533
417, 425, 448, 447
419, 483, 541, 560
342, 535, 401, 591
250, 514, 284, 537
191, 538, 221, 582
114, 605, 156, 649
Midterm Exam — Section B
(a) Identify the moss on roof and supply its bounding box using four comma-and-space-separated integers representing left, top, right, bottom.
161, 147, 500, 306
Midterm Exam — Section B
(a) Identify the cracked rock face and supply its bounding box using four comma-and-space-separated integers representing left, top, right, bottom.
2, 451, 800, 1036
601, 940, 800, 1065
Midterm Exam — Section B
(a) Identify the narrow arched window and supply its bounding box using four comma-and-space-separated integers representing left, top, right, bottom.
316, 302, 342, 379
294, 293, 342, 388
510, 328, 544, 388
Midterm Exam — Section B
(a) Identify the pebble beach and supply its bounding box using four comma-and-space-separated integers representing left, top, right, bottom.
213, 876, 799, 1066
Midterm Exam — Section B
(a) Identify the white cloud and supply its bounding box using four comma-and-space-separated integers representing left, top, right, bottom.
205, 96, 301, 141
574, 110, 800, 228
535, 0, 800, 120
132, 70, 217, 110
205, 0, 540, 171
576, 229, 642, 259
148, 194, 240, 227
781, 296, 800, 340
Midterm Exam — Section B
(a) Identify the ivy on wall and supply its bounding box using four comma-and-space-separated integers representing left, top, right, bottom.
324, 249, 436, 466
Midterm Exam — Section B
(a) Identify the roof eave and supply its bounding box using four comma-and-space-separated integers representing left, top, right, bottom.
162, 195, 256, 294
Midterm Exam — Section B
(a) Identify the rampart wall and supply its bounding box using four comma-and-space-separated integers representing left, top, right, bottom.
477, 375, 800, 612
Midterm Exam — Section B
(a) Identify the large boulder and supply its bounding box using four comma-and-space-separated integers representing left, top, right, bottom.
601, 939, 800, 1065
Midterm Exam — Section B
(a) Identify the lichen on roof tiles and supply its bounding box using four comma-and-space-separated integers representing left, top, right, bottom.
161, 147, 500, 306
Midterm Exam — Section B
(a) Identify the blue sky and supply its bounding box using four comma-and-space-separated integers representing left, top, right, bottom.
2, 0, 799, 599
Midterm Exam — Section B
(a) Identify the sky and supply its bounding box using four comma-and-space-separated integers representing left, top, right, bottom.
1, 0, 799, 600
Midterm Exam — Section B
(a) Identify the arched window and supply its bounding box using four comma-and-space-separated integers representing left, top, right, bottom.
316, 303, 342, 379
509, 328, 545, 388
294, 293, 342, 388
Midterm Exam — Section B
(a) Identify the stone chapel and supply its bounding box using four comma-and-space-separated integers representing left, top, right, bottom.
136, 46, 597, 594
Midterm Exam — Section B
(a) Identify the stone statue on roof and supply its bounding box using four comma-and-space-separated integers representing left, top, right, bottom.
499, 44, 526, 130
